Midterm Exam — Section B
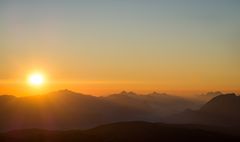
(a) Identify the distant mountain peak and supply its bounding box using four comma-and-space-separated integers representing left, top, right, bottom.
0, 95, 16, 103
198, 91, 223, 98
120, 91, 127, 94
119, 91, 137, 96
200, 93, 240, 115
148, 92, 167, 96
0, 94, 16, 98
56, 89, 75, 94
206, 91, 223, 96
47, 89, 90, 98
207, 93, 237, 103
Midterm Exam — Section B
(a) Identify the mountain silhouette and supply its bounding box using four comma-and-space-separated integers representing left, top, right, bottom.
0, 90, 196, 131
0, 122, 239, 142
200, 93, 240, 116
196, 91, 224, 102
104, 91, 197, 117
166, 93, 240, 127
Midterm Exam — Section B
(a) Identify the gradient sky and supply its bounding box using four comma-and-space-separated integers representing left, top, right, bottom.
1, 0, 240, 96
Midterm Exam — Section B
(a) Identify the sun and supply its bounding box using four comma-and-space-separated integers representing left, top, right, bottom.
28, 73, 45, 86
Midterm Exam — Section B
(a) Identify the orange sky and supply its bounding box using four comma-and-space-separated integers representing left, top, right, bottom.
1, 1, 240, 96
1, 79, 239, 97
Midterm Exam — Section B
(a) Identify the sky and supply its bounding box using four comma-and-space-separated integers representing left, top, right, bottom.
0, 0, 240, 96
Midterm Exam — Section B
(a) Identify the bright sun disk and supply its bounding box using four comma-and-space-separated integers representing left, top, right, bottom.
28, 73, 45, 86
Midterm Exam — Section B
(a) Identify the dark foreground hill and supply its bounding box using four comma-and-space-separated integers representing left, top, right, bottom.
1, 122, 239, 142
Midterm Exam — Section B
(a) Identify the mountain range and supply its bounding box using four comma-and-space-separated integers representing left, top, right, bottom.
0, 90, 196, 131
0, 90, 239, 135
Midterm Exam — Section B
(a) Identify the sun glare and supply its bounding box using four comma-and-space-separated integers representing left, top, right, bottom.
28, 73, 45, 86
